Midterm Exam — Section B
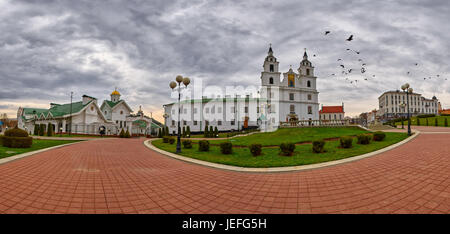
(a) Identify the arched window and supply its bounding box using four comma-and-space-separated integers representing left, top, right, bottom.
269, 77, 274, 84
308, 94, 312, 100
307, 80, 311, 87
270, 64, 274, 72
306, 69, 310, 76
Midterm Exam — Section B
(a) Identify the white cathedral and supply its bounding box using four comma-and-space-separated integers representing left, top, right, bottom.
163, 45, 320, 133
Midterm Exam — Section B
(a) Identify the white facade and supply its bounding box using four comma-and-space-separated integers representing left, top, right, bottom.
163, 46, 320, 133
378, 90, 439, 119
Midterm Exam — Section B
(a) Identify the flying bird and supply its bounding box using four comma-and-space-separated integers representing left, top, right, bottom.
361, 68, 366, 73
346, 35, 353, 41
325, 31, 331, 35
415, 63, 418, 66
340, 65, 345, 68
348, 69, 353, 73
337, 59, 342, 61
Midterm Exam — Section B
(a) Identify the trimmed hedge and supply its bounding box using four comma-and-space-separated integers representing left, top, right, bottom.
312, 140, 326, 153
219, 142, 232, 154
445, 118, 448, 127
2, 136, 33, 148
357, 134, 372, 145
340, 136, 353, 148
279, 143, 295, 156
373, 131, 386, 141
249, 144, 262, 156
5, 127, 29, 137
163, 136, 170, 143
417, 114, 435, 118
198, 140, 210, 152
182, 140, 192, 149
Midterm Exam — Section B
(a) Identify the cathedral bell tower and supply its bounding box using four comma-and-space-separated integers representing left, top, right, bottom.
261, 44, 281, 86
111, 88, 121, 103
298, 49, 316, 89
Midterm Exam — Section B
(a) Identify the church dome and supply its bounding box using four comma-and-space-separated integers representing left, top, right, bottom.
111, 90, 121, 95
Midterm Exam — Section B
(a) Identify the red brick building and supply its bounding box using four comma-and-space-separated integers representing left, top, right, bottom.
319, 104, 345, 121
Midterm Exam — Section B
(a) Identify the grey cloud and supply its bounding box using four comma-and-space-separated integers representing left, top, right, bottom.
1, 0, 449, 119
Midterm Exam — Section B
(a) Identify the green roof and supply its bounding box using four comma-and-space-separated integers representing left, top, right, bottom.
133, 120, 147, 128
105, 100, 121, 108
23, 101, 91, 120
164, 97, 266, 106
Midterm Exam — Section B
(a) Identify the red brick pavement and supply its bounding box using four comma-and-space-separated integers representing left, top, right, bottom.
0, 127, 449, 214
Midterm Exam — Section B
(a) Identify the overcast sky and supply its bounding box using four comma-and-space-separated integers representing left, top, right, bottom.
1, 0, 449, 121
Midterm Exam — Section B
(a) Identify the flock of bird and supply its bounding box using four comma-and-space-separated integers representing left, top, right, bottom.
314, 31, 448, 87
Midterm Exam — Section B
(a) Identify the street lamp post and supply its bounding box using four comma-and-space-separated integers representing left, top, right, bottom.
170, 75, 190, 153
401, 83, 413, 136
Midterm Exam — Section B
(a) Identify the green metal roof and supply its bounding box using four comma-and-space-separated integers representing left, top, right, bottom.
105, 100, 121, 108
133, 120, 147, 128
22, 101, 91, 120
164, 97, 266, 106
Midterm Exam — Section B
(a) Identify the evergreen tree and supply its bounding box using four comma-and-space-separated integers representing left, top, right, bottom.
158, 128, 162, 138
39, 124, 46, 136
204, 125, 208, 137
34, 124, 40, 135
125, 129, 131, 138
182, 126, 186, 137
209, 126, 214, 137
162, 127, 166, 137
119, 128, 125, 138
417, 118, 420, 126
186, 126, 191, 138
214, 126, 218, 138
47, 123, 54, 136
435, 118, 438, 126
445, 118, 448, 127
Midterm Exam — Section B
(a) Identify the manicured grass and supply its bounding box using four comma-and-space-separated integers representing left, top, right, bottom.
192, 127, 369, 146
395, 116, 450, 127
152, 132, 409, 168
0, 139, 81, 159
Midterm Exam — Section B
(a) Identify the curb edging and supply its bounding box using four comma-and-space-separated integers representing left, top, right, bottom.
143, 131, 420, 173
0, 141, 84, 165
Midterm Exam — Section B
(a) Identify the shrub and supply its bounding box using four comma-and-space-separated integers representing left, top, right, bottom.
5, 127, 29, 137
214, 126, 219, 138
209, 126, 214, 137
33, 124, 40, 135
312, 140, 326, 153
340, 136, 353, 148
198, 140, 210, 152
47, 123, 54, 136
279, 143, 295, 156
417, 118, 420, 126
373, 131, 386, 141
445, 118, 448, 127
2, 136, 33, 148
163, 136, 170, 143
426, 118, 429, 126
219, 142, 232, 154
249, 144, 262, 156
39, 124, 46, 136
119, 129, 125, 138
417, 114, 435, 118
357, 134, 372, 145
435, 118, 438, 126
158, 128, 162, 138
204, 125, 209, 137
161, 127, 166, 137
182, 140, 192, 149
125, 129, 131, 138
182, 126, 186, 137
168, 137, 175, 144
186, 126, 191, 138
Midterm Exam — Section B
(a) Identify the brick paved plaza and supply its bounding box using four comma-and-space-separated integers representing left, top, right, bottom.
0, 126, 448, 214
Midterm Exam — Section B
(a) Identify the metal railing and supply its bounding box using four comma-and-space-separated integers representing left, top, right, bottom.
279, 120, 349, 128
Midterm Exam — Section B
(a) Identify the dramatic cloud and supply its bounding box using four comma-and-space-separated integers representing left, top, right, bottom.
1, 0, 449, 121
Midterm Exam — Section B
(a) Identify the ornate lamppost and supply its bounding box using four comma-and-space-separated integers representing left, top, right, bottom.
401, 83, 413, 136
170, 75, 190, 153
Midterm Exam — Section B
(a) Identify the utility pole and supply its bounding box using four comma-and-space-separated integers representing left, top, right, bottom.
69, 91, 73, 136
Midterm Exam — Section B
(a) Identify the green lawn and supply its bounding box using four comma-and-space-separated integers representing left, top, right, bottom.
152, 131, 409, 167
395, 116, 450, 127
191, 127, 369, 146
0, 139, 81, 159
